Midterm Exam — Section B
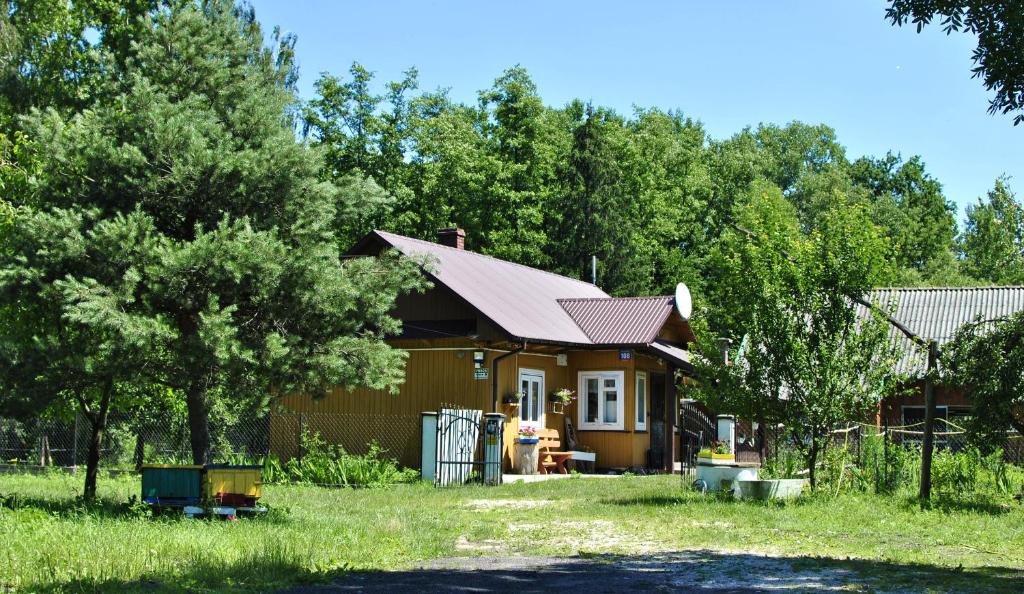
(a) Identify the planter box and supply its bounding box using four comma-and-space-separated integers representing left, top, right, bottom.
737, 479, 806, 500
697, 453, 735, 466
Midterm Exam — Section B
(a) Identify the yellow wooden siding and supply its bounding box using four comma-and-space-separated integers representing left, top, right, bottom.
272, 341, 512, 467
271, 344, 684, 471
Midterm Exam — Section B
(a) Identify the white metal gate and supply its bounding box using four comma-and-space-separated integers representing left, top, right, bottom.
434, 408, 482, 486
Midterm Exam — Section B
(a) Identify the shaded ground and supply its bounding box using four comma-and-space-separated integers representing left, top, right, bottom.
281, 551, 1024, 593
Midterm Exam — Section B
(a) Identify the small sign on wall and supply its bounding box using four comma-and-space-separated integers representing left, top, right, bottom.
474, 368, 489, 380
619, 349, 632, 361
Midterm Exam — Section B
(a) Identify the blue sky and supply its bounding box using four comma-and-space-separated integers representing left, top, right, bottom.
249, 0, 1021, 224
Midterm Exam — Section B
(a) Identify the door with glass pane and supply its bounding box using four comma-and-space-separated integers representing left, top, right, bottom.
519, 369, 545, 427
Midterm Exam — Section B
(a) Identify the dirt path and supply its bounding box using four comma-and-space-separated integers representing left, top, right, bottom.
280, 551, 919, 593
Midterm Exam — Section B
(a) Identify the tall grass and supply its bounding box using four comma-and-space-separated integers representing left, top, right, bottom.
814, 434, 1024, 500
262, 431, 419, 487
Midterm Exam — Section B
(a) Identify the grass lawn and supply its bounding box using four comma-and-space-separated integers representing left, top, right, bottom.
1, 472, 1023, 592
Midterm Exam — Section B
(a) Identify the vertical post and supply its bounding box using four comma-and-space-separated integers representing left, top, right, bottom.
482, 413, 504, 485
664, 364, 677, 473
72, 413, 79, 468
919, 340, 938, 501
297, 412, 305, 462
421, 411, 438, 483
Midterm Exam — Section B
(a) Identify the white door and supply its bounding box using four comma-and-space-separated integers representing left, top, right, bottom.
519, 369, 545, 428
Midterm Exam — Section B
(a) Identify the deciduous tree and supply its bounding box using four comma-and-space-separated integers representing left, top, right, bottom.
960, 178, 1024, 284
693, 181, 901, 488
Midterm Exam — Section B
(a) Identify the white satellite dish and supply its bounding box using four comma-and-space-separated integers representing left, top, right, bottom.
674, 282, 692, 321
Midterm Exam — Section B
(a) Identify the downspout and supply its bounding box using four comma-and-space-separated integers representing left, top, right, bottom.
492, 341, 525, 412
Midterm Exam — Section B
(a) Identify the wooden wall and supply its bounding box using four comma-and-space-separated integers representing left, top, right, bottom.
272, 342, 683, 472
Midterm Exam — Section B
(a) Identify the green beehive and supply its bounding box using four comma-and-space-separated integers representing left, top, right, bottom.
141, 464, 204, 504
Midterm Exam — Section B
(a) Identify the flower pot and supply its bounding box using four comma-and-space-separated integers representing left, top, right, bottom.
515, 441, 539, 474
550, 402, 564, 414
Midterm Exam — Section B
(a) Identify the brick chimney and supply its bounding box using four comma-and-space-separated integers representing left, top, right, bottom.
437, 227, 466, 250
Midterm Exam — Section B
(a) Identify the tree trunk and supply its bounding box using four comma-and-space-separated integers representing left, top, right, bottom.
807, 441, 819, 490
756, 418, 767, 465
187, 384, 212, 465
82, 380, 114, 501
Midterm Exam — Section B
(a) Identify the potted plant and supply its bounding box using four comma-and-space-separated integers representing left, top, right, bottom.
502, 390, 524, 408
697, 440, 735, 465
517, 426, 539, 444
515, 426, 540, 474
549, 388, 575, 414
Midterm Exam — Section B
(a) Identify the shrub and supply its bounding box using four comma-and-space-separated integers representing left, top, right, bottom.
931, 447, 980, 494
266, 431, 416, 488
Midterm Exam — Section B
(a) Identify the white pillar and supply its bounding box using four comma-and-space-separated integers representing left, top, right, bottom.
717, 415, 736, 454
421, 411, 438, 482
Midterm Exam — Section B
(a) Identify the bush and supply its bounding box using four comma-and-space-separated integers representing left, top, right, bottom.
264, 431, 417, 488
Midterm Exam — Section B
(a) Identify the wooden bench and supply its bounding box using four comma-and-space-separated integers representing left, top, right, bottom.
537, 428, 573, 474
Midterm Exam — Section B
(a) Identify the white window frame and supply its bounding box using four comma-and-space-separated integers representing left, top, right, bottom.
519, 368, 545, 428
578, 370, 625, 431
635, 371, 648, 432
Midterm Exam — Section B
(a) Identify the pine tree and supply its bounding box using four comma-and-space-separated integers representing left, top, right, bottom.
5, 1, 425, 482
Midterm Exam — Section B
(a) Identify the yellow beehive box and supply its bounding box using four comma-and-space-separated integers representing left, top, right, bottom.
202, 465, 262, 504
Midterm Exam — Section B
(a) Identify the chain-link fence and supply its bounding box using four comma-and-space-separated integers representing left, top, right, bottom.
0, 409, 423, 470
270, 411, 423, 468
823, 421, 1024, 465
0, 413, 269, 468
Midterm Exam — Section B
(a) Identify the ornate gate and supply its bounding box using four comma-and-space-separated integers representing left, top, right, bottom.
434, 408, 482, 486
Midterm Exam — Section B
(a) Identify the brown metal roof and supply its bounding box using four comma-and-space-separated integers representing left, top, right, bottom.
558, 297, 675, 345
371, 230, 608, 344
361, 231, 694, 364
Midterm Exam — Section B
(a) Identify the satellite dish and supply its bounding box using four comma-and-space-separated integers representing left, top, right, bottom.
674, 282, 692, 321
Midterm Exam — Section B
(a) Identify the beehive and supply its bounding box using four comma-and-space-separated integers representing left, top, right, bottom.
140, 464, 204, 504
202, 465, 262, 506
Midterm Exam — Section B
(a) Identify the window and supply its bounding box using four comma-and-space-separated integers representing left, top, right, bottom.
519, 369, 545, 427
635, 371, 647, 431
578, 371, 625, 430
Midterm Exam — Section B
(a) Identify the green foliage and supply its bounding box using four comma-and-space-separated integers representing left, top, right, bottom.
2, 1, 428, 470
887, 0, 1024, 124
850, 153, 961, 281
265, 431, 417, 488
302, 60, 990, 295
692, 186, 902, 488
959, 178, 1024, 285
945, 309, 1024, 440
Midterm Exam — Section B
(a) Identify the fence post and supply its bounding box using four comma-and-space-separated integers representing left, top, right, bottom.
919, 340, 939, 501
297, 412, 305, 462
72, 413, 79, 467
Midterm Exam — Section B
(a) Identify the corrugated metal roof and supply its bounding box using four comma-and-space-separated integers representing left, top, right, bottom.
857, 287, 1024, 376
373, 230, 608, 344
559, 297, 674, 345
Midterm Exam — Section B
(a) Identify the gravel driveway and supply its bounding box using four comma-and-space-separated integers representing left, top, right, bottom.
279, 550, 940, 593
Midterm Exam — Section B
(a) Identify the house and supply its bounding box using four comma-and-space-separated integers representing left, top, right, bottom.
861, 286, 1024, 427
270, 228, 697, 472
